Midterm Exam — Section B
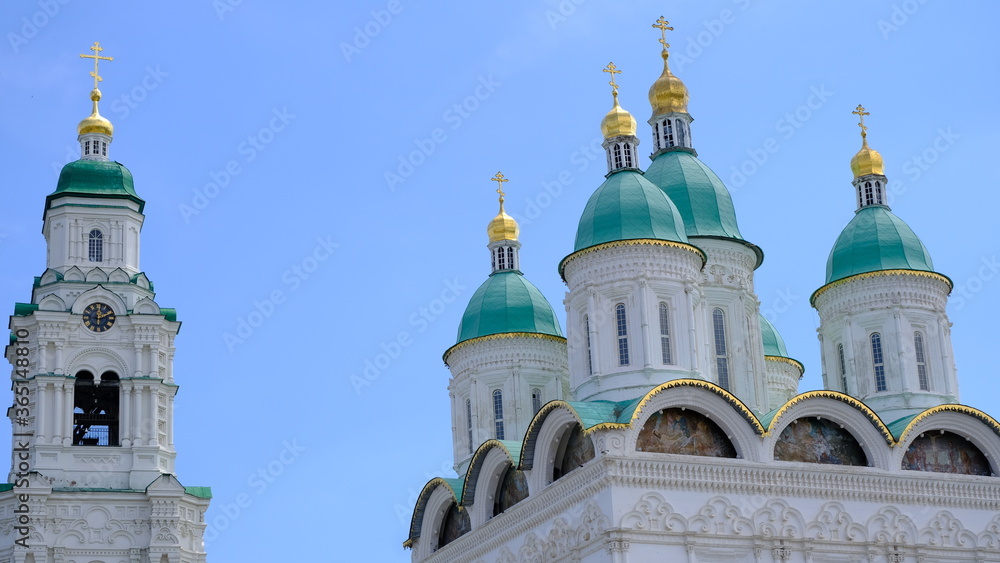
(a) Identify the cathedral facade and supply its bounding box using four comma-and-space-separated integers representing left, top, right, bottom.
404, 20, 1000, 563
0, 44, 210, 563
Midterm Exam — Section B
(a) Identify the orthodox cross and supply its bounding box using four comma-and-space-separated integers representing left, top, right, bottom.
491, 171, 508, 203
852, 104, 870, 138
652, 17, 674, 50
603, 62, 621, 97
80, 42, 113, 89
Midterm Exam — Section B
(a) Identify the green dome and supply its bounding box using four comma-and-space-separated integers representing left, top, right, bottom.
644, 150, 743, 240
759, 314, 790, 357
825, 206, 935, 285
47, 159, 144, 213
455, 271, 564, 345
573, 169, 689, 252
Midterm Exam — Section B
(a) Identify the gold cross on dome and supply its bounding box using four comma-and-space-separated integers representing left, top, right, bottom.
652, 16, 674, 50
603, 62, 621, 97
491, 171, 508, 202
852, 104, 870, 138
80, 41, 113, 90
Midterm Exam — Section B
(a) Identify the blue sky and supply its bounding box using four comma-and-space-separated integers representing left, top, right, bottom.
2, 1, 999, 561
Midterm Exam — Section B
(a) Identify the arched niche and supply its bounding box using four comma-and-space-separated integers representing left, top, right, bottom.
902, 430, 991, 476
493, 464, 528, 516
636, 407, 737, 458
552, 424, 595, 481
437, 501, 471, 550
773, 417, 867, 466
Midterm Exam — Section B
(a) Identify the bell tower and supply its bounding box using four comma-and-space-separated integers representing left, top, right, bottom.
2, 42, 210, 563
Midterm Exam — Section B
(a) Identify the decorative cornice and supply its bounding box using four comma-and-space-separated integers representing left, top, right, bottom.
764, 355, 805, 376
811, 269, 953, 306
560, 239, 707, 280
443, 332, 566, 364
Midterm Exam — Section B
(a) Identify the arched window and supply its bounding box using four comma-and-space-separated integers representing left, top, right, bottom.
663, 119, 674, 147
497, 246, 507, 270
652, 122, 660, 147
871, 333, 886, 392
677, 122, 687, 147
613, 143, 623, 169
615, 303, 629, 366
914, 332, 929, 391
531, 388, 542, 414
492, 390, 504, 440
506, 247, 514, 269
73, 370, 119, 446
864, 182, 874, 206
837, 343, 848, 392
584, 315, 593, 375
712, 308, 730, 390
622, 142, 633, 168
466, 398, 473, 454
875, 180, 883, 205
658, 302, 672, 364
88, 229, 104, 262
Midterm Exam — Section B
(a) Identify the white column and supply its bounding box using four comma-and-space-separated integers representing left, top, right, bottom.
685, 283, 699, 376
893, 308, 910, 393
638, 279, 652, 369
121, 386, 132, 446
36, 382, 47, 443
587, 291, 602, 376
132, 384, 142, 444
63, 384, 73, 445
53, 382, 63, 443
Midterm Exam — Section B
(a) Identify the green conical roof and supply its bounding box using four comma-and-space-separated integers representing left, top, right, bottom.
47, 159, 144, 213
455, 270, 564, 345
825, 206, 935, 284
644, 150, 742, 240
759, 314, 790, 357
573, 169, 689, 252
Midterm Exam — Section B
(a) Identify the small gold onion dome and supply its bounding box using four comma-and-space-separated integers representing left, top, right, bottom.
850, 135, 885, 177
648, 51, 689, 116
77, 88, 113, 136
487, 201, 519, 242
600, 93, 637, 138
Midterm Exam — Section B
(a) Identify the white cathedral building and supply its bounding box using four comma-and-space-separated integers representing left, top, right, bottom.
1, 44, 210, 562
404, 20, 1000, 563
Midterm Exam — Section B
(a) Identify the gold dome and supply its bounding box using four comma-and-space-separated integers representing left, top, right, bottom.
648, 51, 689, 116
487, 202, 519, 242
601, 93, 637, 138
77, 88, 113, 136
850, 136, 884, 177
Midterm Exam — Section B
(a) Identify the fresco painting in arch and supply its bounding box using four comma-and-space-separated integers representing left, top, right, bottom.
774, 417, 866, 466
636, 408, 737, 458
496, 467, 529, 514
554, 425, 596, 480
902, 431, 992, 476
438, 502, 471, 549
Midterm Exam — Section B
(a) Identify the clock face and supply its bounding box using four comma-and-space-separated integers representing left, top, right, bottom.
82, 302, 115, 332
